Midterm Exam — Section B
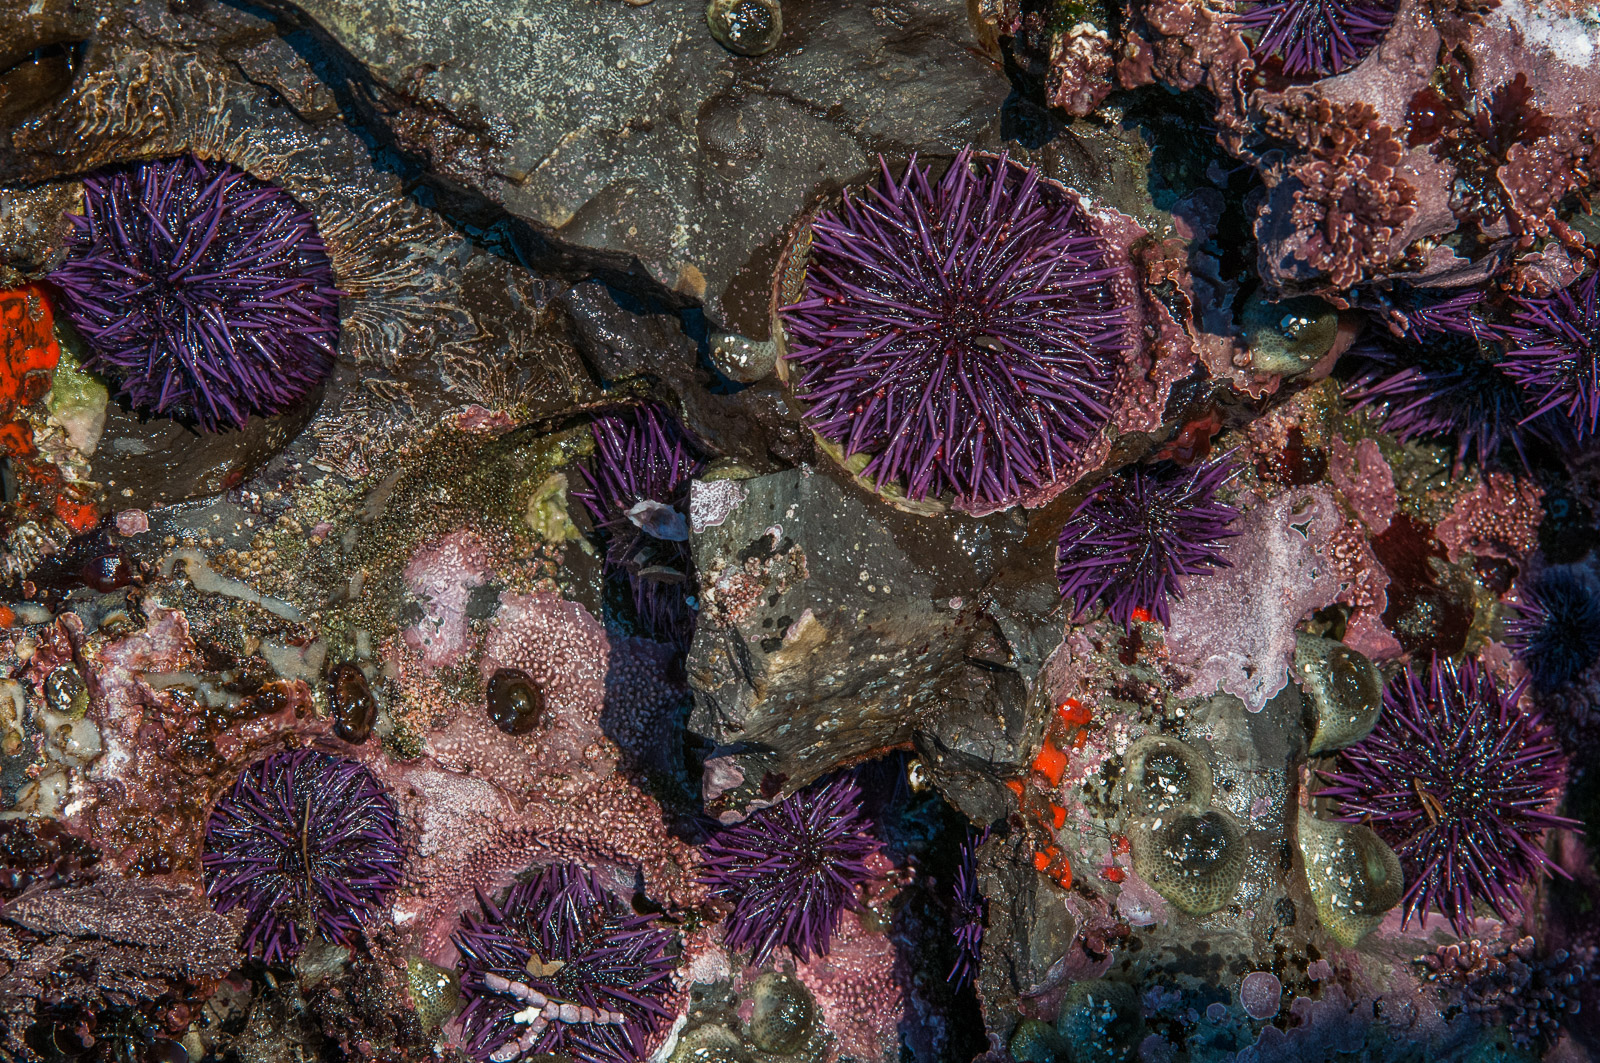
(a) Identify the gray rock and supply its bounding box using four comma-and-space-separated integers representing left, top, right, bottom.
686, 466, 1047, 806
275, 0, 1008, 332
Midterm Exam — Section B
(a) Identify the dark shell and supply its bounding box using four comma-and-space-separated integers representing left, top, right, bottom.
486, 668, 548, 736
328, 663, 377, 744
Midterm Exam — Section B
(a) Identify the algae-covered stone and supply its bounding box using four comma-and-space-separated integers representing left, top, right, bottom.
1120, 734, 1212, 817
1294, 633, 1382, 756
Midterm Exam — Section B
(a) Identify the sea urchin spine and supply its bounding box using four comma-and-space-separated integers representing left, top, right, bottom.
778, 147, 1136, 513
1505, 567, 1600, 692
1055, 456, 1241, 629
699, 772, 880, 964
1317, 654, 1578, 935
453, 863, 678, 1063
48, 153, 339, 432
1236, 0, 1398, 79
1502, 270, 1600, 438
202, 749, 404, 964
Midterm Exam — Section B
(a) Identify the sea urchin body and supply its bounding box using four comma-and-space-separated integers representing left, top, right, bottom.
202, 749, 404, 964
1502, 271, 1600, 438
453, 863, 678, 1063
574, 404, 704, 647
1317, 655, 1577, 935
778, 147, 1136, 513
1055, 457, 1241, 629
1236, 0, 1398, 78
699, 773, 880, 964
48, 154, 339, 432
949, 827, 987, 989
1506, 568, 1600, 691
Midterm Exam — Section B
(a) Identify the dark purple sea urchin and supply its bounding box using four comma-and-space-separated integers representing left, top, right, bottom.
778, 147, 1136, 512
1506, 568, 1600, 692
453, 863, 678, 1063
574, 404, 704, 646
948, 827, 987, 989
1055, 457, 1241, 629
1502, 271, 1600, 438
48, 154, 339, 432
699, 773, 880, 964
202, 749, 404, 964
1236, 0, 1398, 78
1317, 655, 1578, 936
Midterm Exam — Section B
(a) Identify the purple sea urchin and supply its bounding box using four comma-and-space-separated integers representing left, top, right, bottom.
453, 863, 678, 1063
1055, 457, 1241, 629
1502, 271, 1600, 437
948, 827, 987, 989
1343, 329, 1566, 470
1235, 0, 1398, 78
699, 773, 880, 964
48, 154, 339, 432
1317, 655, 1578, 936
1506, 568, 1600, 691
778, 147, 1136, 512
202, 749, 404, 964
574, 405, 704, 646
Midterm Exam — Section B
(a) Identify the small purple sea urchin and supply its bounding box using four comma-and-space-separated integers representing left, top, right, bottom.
1235, 0, 1398, 79
1502, 271, 1600, 437
778, 147, 1136, 512
574, 404, 704, 646
454, 863, 678, 1063
949, 827, 987, 989
1317, 655, 1578, 936
48, 154, 339, 432
1055, 457, 1241, 630
202, 749, 404, 964
699, 773, 880, 964
1506, 568, 1600, 692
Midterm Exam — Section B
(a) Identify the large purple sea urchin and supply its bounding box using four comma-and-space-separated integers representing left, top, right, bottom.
202, 750, 404, 964
1236, 0, 1398, 78
1506, 568, 1600, 691
1055, 457, 1241, 629
778, 148, 1137, 512
453, 863, 678, 1063
699, 773, 880, 964
1502, 271, 1600, 437
1317, 655, 1578, 935
48, 154, 339, 432
574, 404, 704, 646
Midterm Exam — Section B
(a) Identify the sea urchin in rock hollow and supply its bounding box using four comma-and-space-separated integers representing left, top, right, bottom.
1506, 567, 1600, 692
1502, 270, 1600, 439
1235, 0, 1399, 79
48, 154, 340, 432
574, 404, 704, 647
202, 749, 404, 964
1317, 654, 1578, 936
453, 863, 678, 1063
699, 772, 880, 964
778, 147, 1137, 513
1055, 456, 1241, 629
948, 827, 987, 989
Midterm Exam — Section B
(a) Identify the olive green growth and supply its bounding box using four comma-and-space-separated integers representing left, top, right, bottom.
1295, 633, 1384, 756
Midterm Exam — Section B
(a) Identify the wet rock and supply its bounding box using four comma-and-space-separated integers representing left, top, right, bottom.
687, 466, 1040, 803
555, 280, 695, 383
278, 0, 1007, 332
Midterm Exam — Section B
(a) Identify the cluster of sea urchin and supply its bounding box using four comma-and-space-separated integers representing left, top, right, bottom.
778, 147, 1136, 513
1235, 0, 1399, 78
1317, 654, 1578, 935
453, 863, 678, 1063
1055, 456, 1241, 629
202, 749, 404, 963
1506, 568, 1600, 692
1502, 271, 1600, 439
699, 772, 880, 964
48, 154, 340, 432
574, 404, 704, 647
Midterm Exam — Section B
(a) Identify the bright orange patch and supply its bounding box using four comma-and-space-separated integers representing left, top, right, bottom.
1031, 741, 1068, 787
1005, 778, 1025, 799
0, 606, 15, 629
1131, 607, 1152, 623
1056, 698, 1093, 728
1049, 803, 1066, 830
1051, 860, 1073, 890
1111, 833, 1131, 855
1033, 851, 1050, 872
1101, 865, 1126, 883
